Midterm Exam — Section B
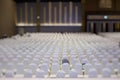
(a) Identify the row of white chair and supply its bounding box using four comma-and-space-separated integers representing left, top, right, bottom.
0, 33, 120, 78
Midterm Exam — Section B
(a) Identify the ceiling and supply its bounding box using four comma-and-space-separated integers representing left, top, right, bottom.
14, 0, 81, 3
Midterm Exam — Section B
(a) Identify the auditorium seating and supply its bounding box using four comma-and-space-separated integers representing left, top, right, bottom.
0, 32, 120, 78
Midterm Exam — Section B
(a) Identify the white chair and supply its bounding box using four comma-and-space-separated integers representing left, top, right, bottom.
74, 63, 82, 74
40, 63, 49, 75
56, 70, 65, 78
69, 69, 78, 78
62, 63, 70, 74
84, 63, 93, 74
35, 69, 45, 78
24, 69, 33, 78
106, 63, 114, 71
6, 63, 14, 70
5, 70, 14, 78
32, 59, 40, 65
91, 59, 99, 63
81, 59, 88, 63
23, 59, 30, 66
101, 59, 108, 65
88, 68, 98, 78
12, 58, 19, 63
112, 58, 119, 66
16, 63, 24, 74
51, 63, 60, 74
43, 59, 50, 65
71, 59, 79, 67
102, 68, 111, 78
94, 63, 103, 73
28, 63, 38, 73
52, 59, 59, 63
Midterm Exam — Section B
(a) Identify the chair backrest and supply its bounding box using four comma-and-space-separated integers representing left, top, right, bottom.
35, 69, 45, 78
5, 70, 14, 78
62, 63, 70, 73
74, 63, 82, 74
94, 63, 103, 71
69, 69, 78, 78
51, 63, 60, 74
102, 68, 111, 78
40, 63, 49, 74
56, 70, 65, 78
24, 69, 33, 78
29, 63, 37, 70
16, 63, 24, 74
6, 63, 14, 70
88, 68, 98, 78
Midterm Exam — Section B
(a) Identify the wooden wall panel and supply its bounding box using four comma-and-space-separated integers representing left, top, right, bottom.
0, 0, 16, 37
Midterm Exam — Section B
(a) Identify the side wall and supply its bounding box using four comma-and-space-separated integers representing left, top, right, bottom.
0, 0, 16, 37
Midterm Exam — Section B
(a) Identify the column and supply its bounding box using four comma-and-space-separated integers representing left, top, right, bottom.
90, 22, 94, 33
96, 22, 101, 33
116, 23, 120, 32
87, 21, 90, 32
20, 8, 23, 23
30, 7, 33, 24
75, 6, 78, 23
43, 7, 46, 23
64, 7, 67, 23
69, 1, 72, 23
81, 0, 86, 31
25, 2, 28, 24
54, 7, 57, 23
103, 22, 106, 32
49, 2, 52, 23
109, 22, 114, 32
15, 4, 17, 25
36, 0, 40, 32
99, 22, 102, 32
59, 2, 62, 23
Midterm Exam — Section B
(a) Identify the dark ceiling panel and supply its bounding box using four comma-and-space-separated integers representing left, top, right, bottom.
14, 0, 36, 3
14, 0, 81, 3
40, 0, 81, 2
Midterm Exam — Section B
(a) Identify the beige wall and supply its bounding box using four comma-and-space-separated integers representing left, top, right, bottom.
0, 0, 16, 37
